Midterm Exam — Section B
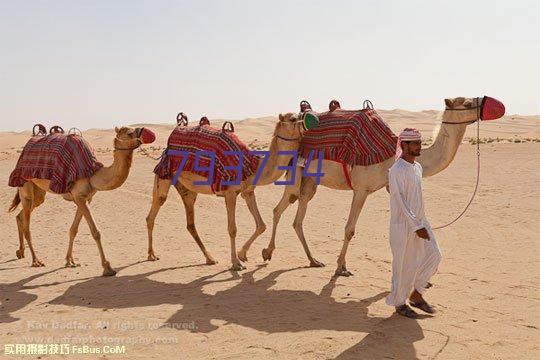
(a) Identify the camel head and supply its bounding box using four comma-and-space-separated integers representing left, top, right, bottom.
274, 112, 319, 141
113, 126, 156, 150
443, 96, 505, 124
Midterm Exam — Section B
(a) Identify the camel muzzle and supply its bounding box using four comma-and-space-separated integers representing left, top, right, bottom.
140, 128, 156, 144
481, 96, 505, 121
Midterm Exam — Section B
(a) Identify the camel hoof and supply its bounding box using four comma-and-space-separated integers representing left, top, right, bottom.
102, 262, 117, 276
16, 249, 25, 259
206, 257, 218, 265
262, 248, 272, 261
147, 253, 160, 261
309, 259, 325, 268
237, 250, 248, 262
65, 261, 80, 268
102, 268, 117, 277
335, 268, 354, 277
31, 260, 45, 267
230, 263, 246, 271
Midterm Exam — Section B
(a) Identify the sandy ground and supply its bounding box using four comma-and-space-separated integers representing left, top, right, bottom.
0, 110, 539, 359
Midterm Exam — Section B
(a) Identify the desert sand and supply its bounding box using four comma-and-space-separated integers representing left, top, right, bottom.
0, 109, 538, 359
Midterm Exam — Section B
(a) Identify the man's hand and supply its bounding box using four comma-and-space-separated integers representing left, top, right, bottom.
416, 228, 430, 241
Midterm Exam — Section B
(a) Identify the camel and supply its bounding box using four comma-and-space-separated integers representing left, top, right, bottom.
8, 126, 156, 276
146, 113, 314, 270
238, 96, 504, 276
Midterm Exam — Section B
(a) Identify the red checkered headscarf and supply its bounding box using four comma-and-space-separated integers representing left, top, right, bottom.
395, 128, 421, 160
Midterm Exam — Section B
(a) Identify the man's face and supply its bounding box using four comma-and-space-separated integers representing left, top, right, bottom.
403, 140, 422, 157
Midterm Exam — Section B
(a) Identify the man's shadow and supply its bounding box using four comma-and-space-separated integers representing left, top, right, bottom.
334, 313, 427, 360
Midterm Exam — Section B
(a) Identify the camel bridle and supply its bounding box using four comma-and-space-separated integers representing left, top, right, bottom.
432, 98, 482, 230
114, 128, 144, 151
275, 116, 305, 142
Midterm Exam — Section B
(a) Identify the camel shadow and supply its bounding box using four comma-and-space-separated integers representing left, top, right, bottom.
3, 262, 437, 358
51, 264, 396, 334
0, 261, 144, 323
0, 268, 62, 323
47, 264, 434, 358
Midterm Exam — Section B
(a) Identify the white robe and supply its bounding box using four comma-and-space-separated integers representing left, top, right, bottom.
385, 158, 442, 307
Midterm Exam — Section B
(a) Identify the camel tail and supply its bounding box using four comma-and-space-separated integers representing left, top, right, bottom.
8, 191, 20, 212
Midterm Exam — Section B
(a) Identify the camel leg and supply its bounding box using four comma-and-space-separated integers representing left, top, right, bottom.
238, 190, 266, 262
262, 168, 301, 261
74, 197, 115, 276
224, 191, 245, 271
19, 183, 44, 267
65, 208, 83, 267
175, 184, 217, 265
15, 210, 25, 259
293, 178, 324, 267
146, 177, 171, 261
335, 190, 368, 277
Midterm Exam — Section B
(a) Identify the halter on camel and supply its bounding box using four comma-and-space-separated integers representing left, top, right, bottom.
114, 127, 155, 151
276, 103, 319, 142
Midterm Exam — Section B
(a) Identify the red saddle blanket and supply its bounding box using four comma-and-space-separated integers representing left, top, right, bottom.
299, 109, 398, 166
9, 134, 103, 194
154, 125, 259, 192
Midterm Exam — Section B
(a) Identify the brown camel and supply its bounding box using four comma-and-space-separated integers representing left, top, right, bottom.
8, 126, 155, 276
239, 96, 505, 276
146, 113, 312, 270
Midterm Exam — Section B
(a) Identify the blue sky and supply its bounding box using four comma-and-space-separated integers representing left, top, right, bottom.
1, 0, 538, 131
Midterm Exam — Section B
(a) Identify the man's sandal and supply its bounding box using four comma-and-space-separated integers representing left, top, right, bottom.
410, 299, 436, 314
395, 304, 418, 318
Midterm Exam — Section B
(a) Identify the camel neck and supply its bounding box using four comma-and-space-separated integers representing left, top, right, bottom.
90, 149, 134, 191
416, 117, 467, 177
250, 135, 300, 186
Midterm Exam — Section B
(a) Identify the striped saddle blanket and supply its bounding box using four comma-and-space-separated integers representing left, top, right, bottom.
154, 125, 259, 192
299, 109, 398, 166
9, 133, 103, 194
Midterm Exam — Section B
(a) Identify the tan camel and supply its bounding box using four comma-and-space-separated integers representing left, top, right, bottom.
146, 113, 310, 270
8, 126, 155, 276
240, 96, 504, 276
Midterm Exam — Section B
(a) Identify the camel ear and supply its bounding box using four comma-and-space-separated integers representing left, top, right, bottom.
463, 98, 473, 108
454, 97, 466, 106
115, 126, 120, 134
444, 99, 453, 109
279, 113, 285, 122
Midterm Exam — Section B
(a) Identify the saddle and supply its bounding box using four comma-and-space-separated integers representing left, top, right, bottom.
297, 99, 398, 167
9, 125, 102, 193
155, 113, 257, 192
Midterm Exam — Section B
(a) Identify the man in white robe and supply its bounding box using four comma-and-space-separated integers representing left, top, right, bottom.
386, 128, 442, 318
